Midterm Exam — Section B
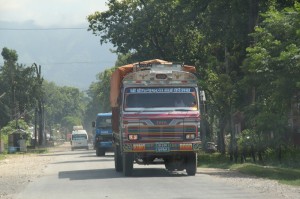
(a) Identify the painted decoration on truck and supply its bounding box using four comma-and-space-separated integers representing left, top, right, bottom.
124, 87, 198, 111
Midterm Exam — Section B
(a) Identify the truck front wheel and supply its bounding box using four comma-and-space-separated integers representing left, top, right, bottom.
186, 152, 197, 176
122, 153, 134, 176
114, 145, 123, 172
96, 148, 105, 156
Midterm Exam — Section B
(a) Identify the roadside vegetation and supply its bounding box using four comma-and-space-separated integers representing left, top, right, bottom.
87, 0, 300, 169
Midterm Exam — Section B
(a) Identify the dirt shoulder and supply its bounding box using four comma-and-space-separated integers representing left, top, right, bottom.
0, 153, 52, 199
0, 143, 69, 199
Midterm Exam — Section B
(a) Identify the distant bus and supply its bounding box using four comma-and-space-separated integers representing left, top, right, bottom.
71, 129, 89, 151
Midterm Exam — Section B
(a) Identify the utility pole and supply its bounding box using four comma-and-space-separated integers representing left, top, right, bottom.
33, 63, 44, 146
199, 91, 207, 143
34, 107, 38, 147
0, 92, 6, 153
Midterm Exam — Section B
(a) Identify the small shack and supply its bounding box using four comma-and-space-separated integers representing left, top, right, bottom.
8, 129, 28, 153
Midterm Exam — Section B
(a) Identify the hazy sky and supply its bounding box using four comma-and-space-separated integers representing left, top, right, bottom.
0, 0, 116, 89
0, 0, 108, 27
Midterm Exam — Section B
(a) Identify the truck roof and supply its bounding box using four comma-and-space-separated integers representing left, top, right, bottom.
73, 125, 83, 130
72, 129, 87, 134
110, 59, 197, 107
97, 112, 112, 117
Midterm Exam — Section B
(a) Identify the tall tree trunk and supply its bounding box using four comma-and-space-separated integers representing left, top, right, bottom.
218, 118, 226, 155
38, 101, 43, 146
34, 108, 38, 147
248, 0, 259, 33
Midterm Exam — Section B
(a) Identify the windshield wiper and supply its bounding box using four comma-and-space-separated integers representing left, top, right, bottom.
173, 108, 190, 111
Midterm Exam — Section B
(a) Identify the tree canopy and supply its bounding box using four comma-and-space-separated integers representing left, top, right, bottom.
87, 0, 300, 156
0, 48, 88, 146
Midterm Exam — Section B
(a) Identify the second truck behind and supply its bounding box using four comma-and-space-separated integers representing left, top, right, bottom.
92, 112, 113, 156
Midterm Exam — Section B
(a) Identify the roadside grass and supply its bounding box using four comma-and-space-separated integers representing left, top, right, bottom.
0, 153, 6, 161
231, 164, 300, 186
26, 148, 48, 154
198, 152, 300, 186
0, 147, 48, 159
198, 152, 232, 169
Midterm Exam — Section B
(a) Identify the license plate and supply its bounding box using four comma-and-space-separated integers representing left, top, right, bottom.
155, 142, 170, 152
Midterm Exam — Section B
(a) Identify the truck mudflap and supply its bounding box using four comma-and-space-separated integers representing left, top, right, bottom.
123, 142, 201, 153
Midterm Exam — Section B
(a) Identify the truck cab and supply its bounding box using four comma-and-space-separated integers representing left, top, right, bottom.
92, 112, 113, 156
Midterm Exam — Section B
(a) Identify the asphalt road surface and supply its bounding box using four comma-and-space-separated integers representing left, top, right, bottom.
15, 148, 274, 199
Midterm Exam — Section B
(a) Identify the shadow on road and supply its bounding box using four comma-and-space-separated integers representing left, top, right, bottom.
79, 154, 115, 158
40, 150, 94, 157
59, 168, 119, 180
52, 159, 113, 164
58, 168, 187, 180
132, 168, 187, 178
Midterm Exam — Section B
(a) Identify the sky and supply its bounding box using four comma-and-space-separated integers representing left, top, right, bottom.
0, 0, 117, 89
0, 0, 108, 27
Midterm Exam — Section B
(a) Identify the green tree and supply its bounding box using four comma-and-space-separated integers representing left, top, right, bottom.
241, 2, 300, 156
88, 0, 209, 63
0, 48, 41, 129
43, 81, 86, 135
87, 0, 259, 154
87, 0, 299, 155
84, 68, 114, 129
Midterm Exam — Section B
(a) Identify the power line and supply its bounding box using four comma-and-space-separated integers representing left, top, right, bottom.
0, 27, 87, 31
14, 61, 115, 66
39, 61, 113, 65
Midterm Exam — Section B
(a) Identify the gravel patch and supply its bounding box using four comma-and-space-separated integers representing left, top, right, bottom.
0, 144, 67, 199
0, 153, 52, 199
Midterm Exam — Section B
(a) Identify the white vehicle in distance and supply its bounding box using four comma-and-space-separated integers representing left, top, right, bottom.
71, 129, 89, 151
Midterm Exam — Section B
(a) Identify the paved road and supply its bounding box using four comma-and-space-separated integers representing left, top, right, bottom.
16, 148, 271, 199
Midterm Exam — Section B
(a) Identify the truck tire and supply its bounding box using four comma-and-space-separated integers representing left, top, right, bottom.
96, 148, 105, 156
122, 153, 134, 176
114, 145, 123, 172
186, 152, 197, 176
164, 160, 174, 171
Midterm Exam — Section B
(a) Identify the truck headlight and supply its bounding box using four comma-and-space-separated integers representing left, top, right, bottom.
185, 133, 195, 140
128, 134, 139, 140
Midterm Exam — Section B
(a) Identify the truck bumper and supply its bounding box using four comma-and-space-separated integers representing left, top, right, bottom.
122, 141, 202, 153
96, 141, 113, 149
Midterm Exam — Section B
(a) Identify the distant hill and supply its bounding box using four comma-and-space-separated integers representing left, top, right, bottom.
0, 20, 117, 90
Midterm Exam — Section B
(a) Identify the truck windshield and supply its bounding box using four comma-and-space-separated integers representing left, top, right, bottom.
124, 87, 198, 111
72, 134, 87, 140
96, 116, 112, 128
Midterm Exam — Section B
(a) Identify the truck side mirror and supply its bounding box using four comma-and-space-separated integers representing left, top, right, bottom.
92, 121, 95, 128
199, 90, 206, 102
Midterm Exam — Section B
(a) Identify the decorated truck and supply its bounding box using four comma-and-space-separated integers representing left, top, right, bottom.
110, 59, 203, 176
92, 112, 113, 156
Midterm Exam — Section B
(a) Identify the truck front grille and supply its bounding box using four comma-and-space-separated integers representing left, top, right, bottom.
127, 125, 196, 141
